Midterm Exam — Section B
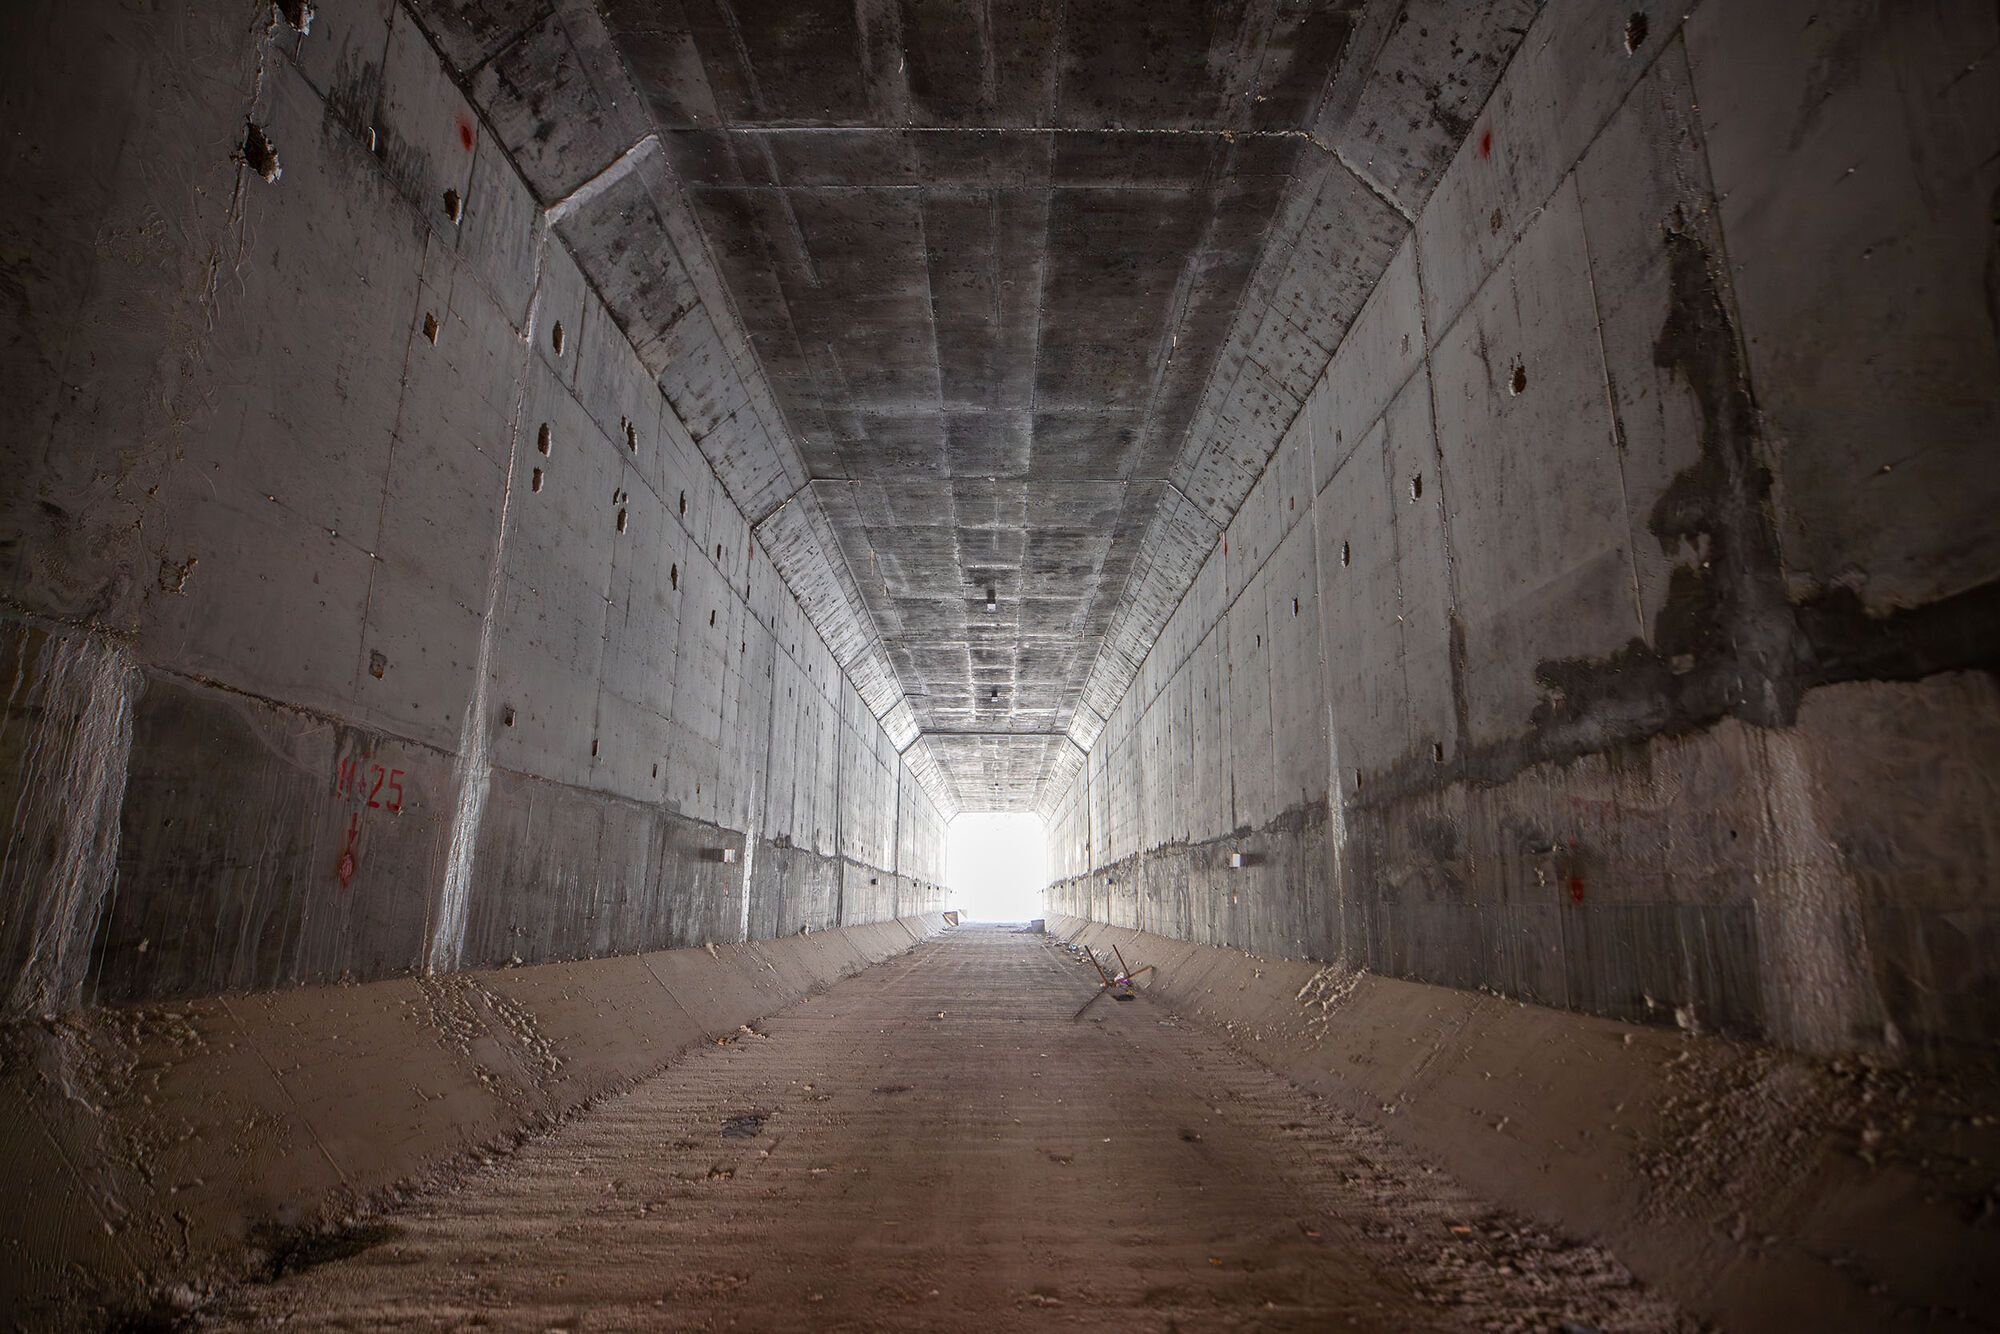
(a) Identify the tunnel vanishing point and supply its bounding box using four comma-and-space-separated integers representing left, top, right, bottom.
2, 0, 1998, 1329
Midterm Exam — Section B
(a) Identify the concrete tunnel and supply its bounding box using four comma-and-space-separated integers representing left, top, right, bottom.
1, 0, 1997, 1327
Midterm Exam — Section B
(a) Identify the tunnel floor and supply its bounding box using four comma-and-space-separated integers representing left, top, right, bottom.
202, 928, 1686, 1331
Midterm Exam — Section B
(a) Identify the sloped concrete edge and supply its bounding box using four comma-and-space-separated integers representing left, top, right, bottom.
1047, 914, 1999, 1333
0, 914, 949, 1327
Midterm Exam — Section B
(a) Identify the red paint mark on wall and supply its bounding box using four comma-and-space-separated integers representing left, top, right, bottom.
1568, 874, 1586, 904
335, 757, 405, 812
457, 116, 475, 152
337, 812, 359, 887
1478, 129, 1492, 159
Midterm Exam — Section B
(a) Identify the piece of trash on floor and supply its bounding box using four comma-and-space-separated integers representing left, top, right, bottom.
721, 1113, 767, 1139
1071, 943, 1158, 1019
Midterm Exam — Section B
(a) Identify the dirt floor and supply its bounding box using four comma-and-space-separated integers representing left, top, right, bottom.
199, 927, 1689, 1331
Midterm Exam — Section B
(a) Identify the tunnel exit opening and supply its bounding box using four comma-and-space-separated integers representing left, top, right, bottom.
946, 812, 1047, 923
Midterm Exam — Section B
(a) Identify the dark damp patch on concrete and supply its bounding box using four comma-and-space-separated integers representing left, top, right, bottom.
1525, 226, 2000, 748
1411, 814, 1460, 868
1985, 181, 2000, 348
1351, 226, 2000, 813
1446, 612, 1472, 754
318, 42, 385, 150
253, 1219, 402, 1281
1523, 224, 1799, 750
103, 1302, 195, 1333
1795, 578, 2000, 688
720, 1112, 767, 1139
1239, 798, 1332, 844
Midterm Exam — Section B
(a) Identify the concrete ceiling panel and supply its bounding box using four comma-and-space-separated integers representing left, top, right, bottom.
410, 0, 1541, 806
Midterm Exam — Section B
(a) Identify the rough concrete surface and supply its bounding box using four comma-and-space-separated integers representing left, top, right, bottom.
1050, 916, 2000, 1333
197, 928, 1687, 1332
0, 915, 945, 1328
1, 0, 1996, 1325
1043, 0, 2000, 1060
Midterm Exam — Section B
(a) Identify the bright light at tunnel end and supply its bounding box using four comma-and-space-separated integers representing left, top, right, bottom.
946, 812, 1048, 923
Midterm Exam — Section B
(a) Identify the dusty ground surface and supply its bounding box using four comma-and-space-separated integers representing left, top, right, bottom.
199, 928, 1688, 1331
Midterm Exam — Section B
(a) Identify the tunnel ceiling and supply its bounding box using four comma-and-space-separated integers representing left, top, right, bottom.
596, 0, 1361, 807
429, 0, 1530, 809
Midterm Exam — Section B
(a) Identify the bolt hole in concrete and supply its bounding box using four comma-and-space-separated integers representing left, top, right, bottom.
421, 312, 438, 344
1411, 473, 1423, 501
530, 467, 543, 493
537, 422, 551, 455
678, 490, 687, 514
442, 188, 461, 223
1625, 11, 1649, 52
624, 419, 637, 451
1510, 362, 1528, 395
1341, 539, 1352, 567
550, 320, 565, 356
615, 508, 627, 533
670, 563, 678, 589
275, 0, 313, 34
240, 122, 280, 182
948, 812, 1047, 922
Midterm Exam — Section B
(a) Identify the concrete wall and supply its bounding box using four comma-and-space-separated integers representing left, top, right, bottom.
0, 0, 952, 1017
1044, 0, 2000, 1061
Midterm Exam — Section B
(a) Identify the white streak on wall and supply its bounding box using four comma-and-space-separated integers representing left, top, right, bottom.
431, 240, 546, 976
1756, 728, 1885, 1055
1, 630, 140, 1017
